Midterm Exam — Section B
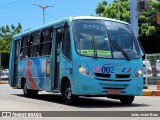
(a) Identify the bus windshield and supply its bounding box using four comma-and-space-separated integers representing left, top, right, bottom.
73, 19, 141, 59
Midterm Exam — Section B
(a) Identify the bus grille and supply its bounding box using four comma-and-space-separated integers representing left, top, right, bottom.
96, 79, 131, 82
116, 74, 130, 78
94, 73, 111, 78
99, 83, 128, 91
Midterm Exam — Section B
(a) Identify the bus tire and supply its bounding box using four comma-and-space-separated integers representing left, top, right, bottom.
23, 81, 38, 97
62, 81, 77, 105
120, 96, 134, 105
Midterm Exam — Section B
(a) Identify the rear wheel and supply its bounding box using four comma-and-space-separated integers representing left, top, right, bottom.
62, 81, 77, 105
23, 81, 38, 97
120, 96, 135, 105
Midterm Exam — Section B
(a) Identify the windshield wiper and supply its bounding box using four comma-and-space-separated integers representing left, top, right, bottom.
109, 35, 130, 61
91, 35, 97, 59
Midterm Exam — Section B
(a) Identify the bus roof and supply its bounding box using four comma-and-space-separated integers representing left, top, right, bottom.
12, 16, 130, 40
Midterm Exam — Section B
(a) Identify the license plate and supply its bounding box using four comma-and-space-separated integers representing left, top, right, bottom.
108, 90, 120, 95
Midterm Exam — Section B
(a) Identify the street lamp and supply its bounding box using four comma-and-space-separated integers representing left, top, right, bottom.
33, 4, 53, 25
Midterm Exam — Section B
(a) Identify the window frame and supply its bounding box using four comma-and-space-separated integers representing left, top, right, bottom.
40, 28, 53, 56
62, 23, 72, 61
20, 27, 53, 59
20, 35, 29, 58
30, 31, 41, 57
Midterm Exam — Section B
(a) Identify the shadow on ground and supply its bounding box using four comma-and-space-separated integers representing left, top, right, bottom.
12, 93, 150, 108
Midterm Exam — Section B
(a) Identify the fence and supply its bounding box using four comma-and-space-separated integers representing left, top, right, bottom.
143, 53, 160, 87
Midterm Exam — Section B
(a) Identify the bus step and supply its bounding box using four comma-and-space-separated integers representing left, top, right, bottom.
51, 89, 60, 93
12, 86, 18, 89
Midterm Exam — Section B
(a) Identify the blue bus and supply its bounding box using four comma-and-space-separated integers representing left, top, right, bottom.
9, 16, 144, 105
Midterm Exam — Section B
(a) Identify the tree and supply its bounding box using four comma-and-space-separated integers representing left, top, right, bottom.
0, 23, 22, 68
95, 0, 130, 22
0, 23, 22, 53
94, 0, 160, 54
138, 0, 160, 53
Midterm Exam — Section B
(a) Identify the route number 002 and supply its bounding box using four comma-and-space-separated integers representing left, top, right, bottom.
101, 66, 114, 73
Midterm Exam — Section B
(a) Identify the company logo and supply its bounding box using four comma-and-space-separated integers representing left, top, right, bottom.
102, 63, 123, 66
2, 112, 11, 118
1, 112, 42, 118
122, 67, 132, 73
94, 66, 101, 72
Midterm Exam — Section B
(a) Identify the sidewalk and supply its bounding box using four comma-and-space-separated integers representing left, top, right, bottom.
143, 85, 160, 96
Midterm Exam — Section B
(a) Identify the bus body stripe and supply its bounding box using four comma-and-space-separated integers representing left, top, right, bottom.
32, 59, 44, 89
26, 60, 39, 90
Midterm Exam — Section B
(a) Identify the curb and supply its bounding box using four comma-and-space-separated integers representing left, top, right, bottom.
142, 90, 152, 96
143, 90, 160, 96
151, 91, 160, 96
0, 81, 8, 84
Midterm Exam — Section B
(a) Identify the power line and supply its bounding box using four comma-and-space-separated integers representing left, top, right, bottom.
0, 0, 44, 9
45, 13, 58, 20
0, 0, 30, 7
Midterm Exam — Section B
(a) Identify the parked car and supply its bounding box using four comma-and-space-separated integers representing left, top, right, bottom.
0, 73, 8, 80
156, 60, 160, 76
143, 60, 152, 77
2, 69, 9, 75
0, 69, 9, 80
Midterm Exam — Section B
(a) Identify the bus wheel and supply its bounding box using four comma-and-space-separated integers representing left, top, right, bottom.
23, 82, 38, 97
62, 82, 77, 105
23, 82, 30, 97
120, 96, 135, 105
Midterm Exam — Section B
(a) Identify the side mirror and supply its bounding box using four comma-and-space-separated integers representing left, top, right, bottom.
56, 29, 63, 43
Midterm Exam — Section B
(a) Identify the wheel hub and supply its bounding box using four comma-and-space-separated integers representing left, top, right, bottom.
65, 87, 71, 99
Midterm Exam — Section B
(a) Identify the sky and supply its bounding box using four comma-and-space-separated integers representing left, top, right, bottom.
0, 0, 113, 31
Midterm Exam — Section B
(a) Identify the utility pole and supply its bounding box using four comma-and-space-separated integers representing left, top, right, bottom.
130, 0, 138, 38
118, 0, 120, 20
33, 4, 53, 25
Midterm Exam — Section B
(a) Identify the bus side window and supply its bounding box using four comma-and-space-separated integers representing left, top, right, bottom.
62, 25, 71, 60
29, 33, 35, 57
41, 29, 53, 56
30, 31, 41, 57
21, 35, 29, 58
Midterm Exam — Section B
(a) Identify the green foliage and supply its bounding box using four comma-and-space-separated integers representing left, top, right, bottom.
146, 26, 156, 37
0, 40, 11, 53
0, 23, 22, 68
96, 0, 108, 17
138, 0, 159, 41
95, 0, 130, 22
94, 0, 160, 53
0, 23, 22, 53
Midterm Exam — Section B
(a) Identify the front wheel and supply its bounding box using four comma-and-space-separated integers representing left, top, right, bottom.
120, 96, 135, 105
62, 82, 77, 105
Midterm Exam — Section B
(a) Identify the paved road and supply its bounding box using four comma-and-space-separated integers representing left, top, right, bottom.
0, 84, 160, 120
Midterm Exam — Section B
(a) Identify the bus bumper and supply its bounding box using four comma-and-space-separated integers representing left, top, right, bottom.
72, 75, 143, 96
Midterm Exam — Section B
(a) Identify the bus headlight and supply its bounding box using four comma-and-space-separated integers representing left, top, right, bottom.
78, 64, 93, 78
133, 68, 143, 78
